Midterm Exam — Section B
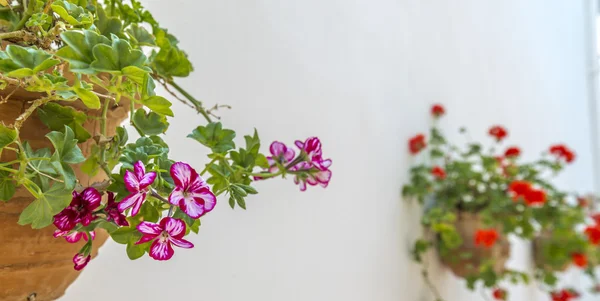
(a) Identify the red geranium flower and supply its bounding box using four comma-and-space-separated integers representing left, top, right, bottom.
409, 134, 426, 154
508, 180, 532, 200
549, 144, 576, 163
489, 126, 508, 141
492, 288, 507, 300
474, 229, 498, 248
431, 104, 445, 117
504, 146, 521, 158
431, 166, 446, 179
578, 197, 589, 208
551, 289, 579, 301
585, 225, 600, 245
591, 213, 600, 225
524, 188, 546, 206
572, 253, 587, 268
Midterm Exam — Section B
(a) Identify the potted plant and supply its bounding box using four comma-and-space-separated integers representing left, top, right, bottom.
403, 104, 577, 300
533, 194, 600, 299
0, 1, 333, 300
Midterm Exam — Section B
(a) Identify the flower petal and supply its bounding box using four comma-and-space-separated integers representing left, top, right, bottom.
137, 221, 163, 235
81, 188, 102, 209
64, 232, 84, 243
136, 234, 157, 245
161, 217, 186, 238
170, 237, 194, 249
179, 197, 205, 219
124, 169, 140, 192
269, 141, 286, 156
53, 208, 78, 231
294, 140, 304, 149
284, 148, 296, 162
130, 192, 146, 216
149, 240, 174, 261
171, 162, 195, 189
73, 253, 91, 271
133, 161, 147, 180
315, 169, 332, 184
168, 187, 185, 206
138, 171, 157, 189
117, 192, 145, 215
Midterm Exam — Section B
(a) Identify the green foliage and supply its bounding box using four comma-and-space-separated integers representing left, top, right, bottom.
0, 123, 16, 150
55, 30, 111, 73
0, 45, 59, 78
188, 122, 236, 153
46, 126, 86, 188
17, 183, 72, 228
51, 0, 93, 26
37, 103, 91, 142
90, 36, 150, 74
0, 170, 16, 201
132, 109, 169, 135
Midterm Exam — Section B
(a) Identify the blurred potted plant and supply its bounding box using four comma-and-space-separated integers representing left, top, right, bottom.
0, 0, 333, 300
403, 104, 577, 300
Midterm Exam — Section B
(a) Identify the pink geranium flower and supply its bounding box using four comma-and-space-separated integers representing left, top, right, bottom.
73, 253, 91, 271
54, 230, 95, 243
105, 192, 129, 227
267, 141, 296, 173
136, 217, 194, 261
292, 162, 332, 191
168, 162, 216, 219
295, 137, 332, 171
118, 161, 157, 216
53, 188, 102, 231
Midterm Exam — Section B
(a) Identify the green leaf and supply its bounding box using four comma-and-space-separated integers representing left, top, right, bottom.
90, 36, 150, 74
55, 30, 110, 73
0, 123, 17, 150
37, 103, 91, 142
173, 207, 196, 227
0, 170, 16, 201
188, 122, 236, 153
122, 66, 149, 84
51, 0, 93, 26
132, 109, 169, 135
0, 45, 59, 77
94, 6, 123, 38
127, 24, 156, 46
126, 241, 147, 260
140, 201, 159, 223
150, 29, 193, 78
189, 219, 200, 234
73, 81, 100, 109
46, 126, 86, 164
139, 95, 173, 116
17, 183, 72, 229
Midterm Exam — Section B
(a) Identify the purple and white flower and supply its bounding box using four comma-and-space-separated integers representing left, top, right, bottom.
53, 188, 102, 231
73, 253, 91, 271
54, 230, 95, 243
105, 192, 129, 227
267, 141, 296, 173
295, 137, 332, 171
136, 217, 194, 261
168, 162, 216, 219
118, 161, 157, 216
292, 162, 332, 191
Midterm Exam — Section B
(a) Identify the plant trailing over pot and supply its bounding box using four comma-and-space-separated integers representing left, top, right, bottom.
0, 0, 332, 300
532, 194, 600, 299
403, 104, 578, 301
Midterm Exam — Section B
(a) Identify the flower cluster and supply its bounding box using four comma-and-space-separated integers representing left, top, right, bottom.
257, 137, 333, 191
404, 104, 584, 299
49, 134, 332, 271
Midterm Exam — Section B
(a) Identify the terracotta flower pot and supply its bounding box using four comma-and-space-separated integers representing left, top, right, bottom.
440, 211, 511, 278
0, 85, 129, 301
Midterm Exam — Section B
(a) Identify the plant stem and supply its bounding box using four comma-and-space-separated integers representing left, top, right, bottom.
13, 96, 55, 130
15, 0, 34, 30
150, 188, 170, 205
167, 80, 212, 123
0, 30, 28, 40
99, 98, 111, 177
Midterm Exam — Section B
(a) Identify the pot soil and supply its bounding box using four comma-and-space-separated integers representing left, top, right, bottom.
439, 211, 510, 278
0, 84, 129, 301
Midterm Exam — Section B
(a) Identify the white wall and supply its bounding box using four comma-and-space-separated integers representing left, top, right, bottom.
61, 1, 595, 300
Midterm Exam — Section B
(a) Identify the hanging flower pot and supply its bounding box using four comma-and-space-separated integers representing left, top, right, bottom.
0, 2, 333, 301
439, 211, 510, 278
404, 104, 579, 300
